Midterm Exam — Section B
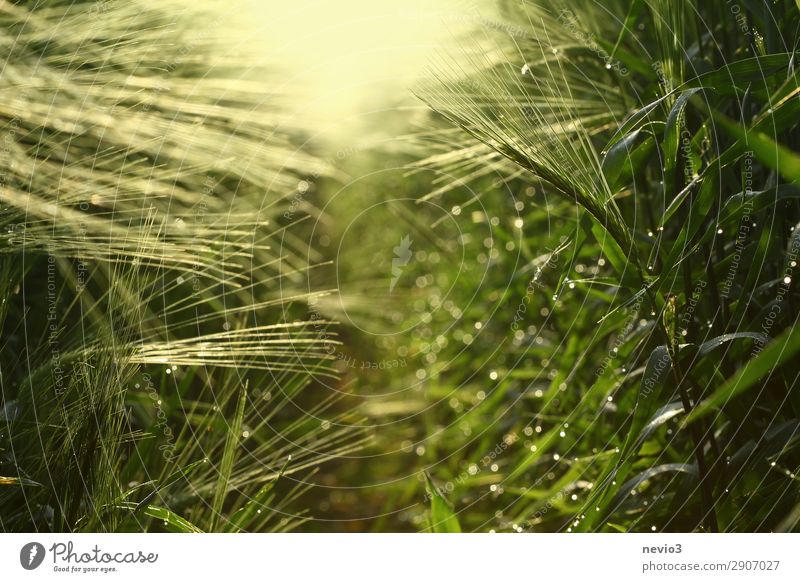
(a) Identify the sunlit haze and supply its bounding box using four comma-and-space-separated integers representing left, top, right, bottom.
246, 0, 473, 133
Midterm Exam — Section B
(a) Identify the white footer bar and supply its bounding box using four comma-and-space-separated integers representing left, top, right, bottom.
1, 534, 797, 581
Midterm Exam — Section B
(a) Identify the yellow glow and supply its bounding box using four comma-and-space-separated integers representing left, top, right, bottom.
246, 0, 472, 131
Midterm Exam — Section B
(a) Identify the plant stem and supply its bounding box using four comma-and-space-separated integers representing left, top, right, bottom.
636, 262, 719, 532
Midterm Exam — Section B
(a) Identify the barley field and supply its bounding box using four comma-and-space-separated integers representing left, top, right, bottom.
1, 0, 798, 534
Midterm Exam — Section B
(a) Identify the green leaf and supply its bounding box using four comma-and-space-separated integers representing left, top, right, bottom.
139, 505, 204, 533
663, 89, 703, 172
687, 325, 800, 423
114, 502, 203, 533
132, 459, 206, 514
656, 166, 720, 290
687, 53, 796, 91
225, 457, 291, 532
696, 332, 769, 355
637, 401, 685, 447
0, 476, 42, 487
210, 380, 248, 531
606, 95, 671, 149
611, 463, 696, 508
711, 109, 800, 183
590, 221, 642, 290
662, 175, 703, 225
720, 185, 800, 226
576, 345, 674, 531
602, 128, 653, 190
609, 0, 644, 60
424, 472, 462, 533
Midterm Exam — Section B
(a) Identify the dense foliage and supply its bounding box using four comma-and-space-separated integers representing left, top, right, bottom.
1, 0, 798, 532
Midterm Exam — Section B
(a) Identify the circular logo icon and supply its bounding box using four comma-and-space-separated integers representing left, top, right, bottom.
20, 542, 46, 570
